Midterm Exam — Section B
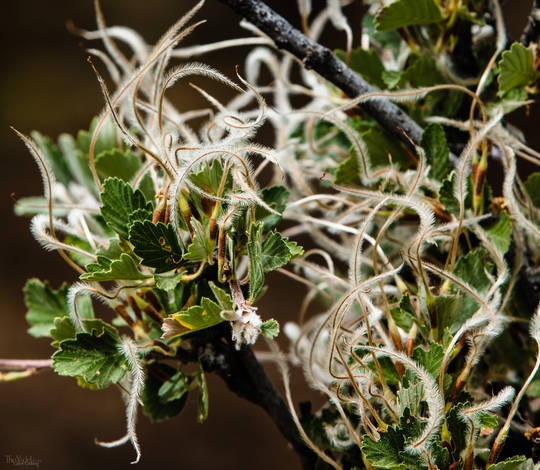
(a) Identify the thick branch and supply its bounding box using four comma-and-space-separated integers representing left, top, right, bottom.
219, 0, 424, 148
521, 0, 540, 45
162, 324, 317, 469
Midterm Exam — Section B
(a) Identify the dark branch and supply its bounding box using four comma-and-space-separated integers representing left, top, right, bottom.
218, 0, 424, 148
152, 324, 317, 469
521, 0, 540, 45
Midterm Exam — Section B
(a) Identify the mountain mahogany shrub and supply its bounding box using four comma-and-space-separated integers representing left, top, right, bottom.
6, 0, 540, 468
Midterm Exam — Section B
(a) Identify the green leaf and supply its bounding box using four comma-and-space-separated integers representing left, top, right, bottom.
420, 123, 451, 182
154, 271, 186, 292
411, 342, 444, 379
498, 43, 536, 95
95, 149, 142, 182
97, 238, 123, 259
439, 171, 460, 215
485, 211, 512, 255
489, 86, 529, 115
382, 70, 404, 89
454, 248, 492, 293
390, 306, 415, 332
158, 369, 190, 403
335, 155, 361, 185
50, 317, 115, 348
362, 427, 406, 469
436, 295, 478, 335
77, 115, 118, 157
398, 407, 425, 441
128, 208, 153, 225
189, 159, 232, 195
24, 279, 69, 337
247, 222, 265, 301
100, 177, 153, 239
524, 172, 540, 206
335, 48, 385, 88
364, 355, 401, 386
63, 235, 95, 267
286, 239, 304, 258
261, 231, 294, 272
362, 425, 423, 469
397, 382, 424, 416
138, 172, 156, 202
363, 14, 402, 54
57, 133, 97, 195
432, 437, 451, 470
487, 455, 528, 470
261, 319, 280, 339
52, 326, 127, 388
403, 53, 446, 88
31, 132, 71, 188
446, 402, 470, 454
255, 185, 290, 231
362, 126, 410, 169
156, 282, 194, 317
172, 297, 223, 333
375, 0, 442, 32
208, 281, 234, 310
81, 253, 151, 281
129, 221, 183, 273
478, 412, 498, 430
183, 219, 214, 262
390, 293, 419, 333
50, 316, 77, 348
197, 362, 208, 423
142, 363, 189, 422
14, 196, 68, 217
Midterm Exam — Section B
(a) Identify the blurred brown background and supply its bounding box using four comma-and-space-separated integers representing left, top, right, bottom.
0, 1, 537, 469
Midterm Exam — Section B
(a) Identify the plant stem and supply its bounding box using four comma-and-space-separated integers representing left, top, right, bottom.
521, 0, 540, 45
218, 0, 427, 150
155, 324, 317, 469
0, 359, 53, 370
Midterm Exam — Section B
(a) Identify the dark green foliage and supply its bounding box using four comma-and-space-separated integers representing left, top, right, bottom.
100, 177, 153, 239
129, 221, 183, 273
52, 322, 127, 388
375, 0, 442, 32
142, 363, 190, 422
255, 185, 290, 231
24, 279, 69, 337
420, 123, 451, 182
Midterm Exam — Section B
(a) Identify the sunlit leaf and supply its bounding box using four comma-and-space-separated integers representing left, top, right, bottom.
375, 0, 442, 32
129, 221, 183, 273
100, 177, 153, 239
81, 253, 151, 281
498, 43, 536, 95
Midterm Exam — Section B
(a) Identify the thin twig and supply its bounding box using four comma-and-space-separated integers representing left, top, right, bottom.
0, 359, 53, 370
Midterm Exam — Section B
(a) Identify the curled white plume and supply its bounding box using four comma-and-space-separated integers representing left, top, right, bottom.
358, 346, 444, 457
30, 215, 97, 261
327, 0, 352, 57
460, 386, 515, 421
12, 128, 56, 204
96, 337, 145, 464
67, 282, 113, 332
531, 303, 540, 343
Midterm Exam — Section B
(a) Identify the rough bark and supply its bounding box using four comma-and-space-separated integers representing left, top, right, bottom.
218, 0, 425, 148
153, 324, 317, 469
